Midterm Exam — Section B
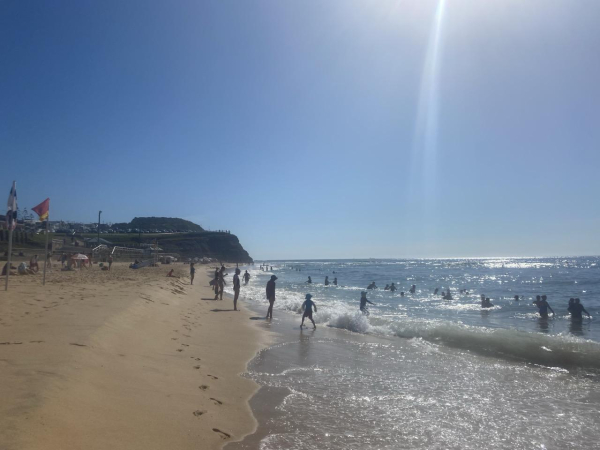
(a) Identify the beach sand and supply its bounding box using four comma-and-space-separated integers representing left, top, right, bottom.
0, 262, 269, 450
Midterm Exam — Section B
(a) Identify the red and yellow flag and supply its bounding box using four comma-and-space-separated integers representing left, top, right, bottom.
32, 198, 50, 222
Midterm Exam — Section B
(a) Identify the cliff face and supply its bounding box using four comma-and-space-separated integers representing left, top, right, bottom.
157, 232, 252, 263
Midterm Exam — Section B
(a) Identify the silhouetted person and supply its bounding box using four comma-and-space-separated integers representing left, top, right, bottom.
367, 282, 377, 290
481, 297, 494, 308
384, 284, 390, 291
568, 298, 591, 319
360, 291, 375, 315
243, 270, 250, 285
233, 268, 241, 311
444, 289, 453, 300
534, 295, 554, 318
333, 277, 338, 286
300, 294, 317, 329
390, 283, 397, 292
324, 276, 329, 286
409, 285, 416, 294
434, 288, 439, 295
514, 295, 520, 301
190, 263, 195, 285
266, 275, 277, 319
307, 276, 312, 284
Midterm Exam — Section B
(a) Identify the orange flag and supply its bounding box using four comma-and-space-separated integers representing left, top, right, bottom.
32, 198, 50, 222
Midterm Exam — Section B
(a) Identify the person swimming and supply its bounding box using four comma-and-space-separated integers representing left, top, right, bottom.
360, 291, 375, 315
514, 295, 520, 301
367, 282, 377, 290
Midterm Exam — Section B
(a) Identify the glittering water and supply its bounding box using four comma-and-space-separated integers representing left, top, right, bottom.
226, 258, 600, 450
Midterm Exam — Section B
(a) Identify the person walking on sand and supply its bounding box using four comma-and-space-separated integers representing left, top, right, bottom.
301, 294, 317, 329
190, 262, 195, 285
360, 291, 375, 315
216, 266, 226, 300
243, 270, 250, 285
108, 255, 113, 271
233, 268, 241, 311
266, 275, 277, 319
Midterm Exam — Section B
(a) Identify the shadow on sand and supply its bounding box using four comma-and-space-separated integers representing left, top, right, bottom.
210, 309, 236, 312
249, 316, 266, 321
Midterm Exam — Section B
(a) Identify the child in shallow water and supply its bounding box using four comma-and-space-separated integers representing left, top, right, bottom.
301, 294, 317, 329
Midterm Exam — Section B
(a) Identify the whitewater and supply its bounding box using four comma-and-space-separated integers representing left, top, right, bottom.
226, 258, 600, 449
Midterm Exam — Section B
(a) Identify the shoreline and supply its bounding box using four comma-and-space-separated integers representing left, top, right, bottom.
0, 262, 271, 450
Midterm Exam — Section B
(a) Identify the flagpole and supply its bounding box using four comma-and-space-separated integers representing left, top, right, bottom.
5, 228, 13, 291
42, 219, 49, 285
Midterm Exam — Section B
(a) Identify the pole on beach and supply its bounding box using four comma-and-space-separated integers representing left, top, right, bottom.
42, 219, 49, 285
5, 228, 13, 291
97, 210, 102, 248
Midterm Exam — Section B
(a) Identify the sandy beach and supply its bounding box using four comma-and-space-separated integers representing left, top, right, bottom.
0, 262, 269, 450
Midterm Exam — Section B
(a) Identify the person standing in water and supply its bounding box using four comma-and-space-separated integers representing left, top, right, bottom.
266, 275, 277, 319
324, 276, 329, 286
190, 262, 195, 285
360, 291, 375, 315
568, 298, 591, 319
233, 268, 241, 311
534, 295, 555, 318
367, 281, 377, 290
390, 283, 397, 292
300, 294, 317, 329
333, 277, 338, 286
409, 285, 416, 294
307, 276, 312, 284
243, 270, 250, 285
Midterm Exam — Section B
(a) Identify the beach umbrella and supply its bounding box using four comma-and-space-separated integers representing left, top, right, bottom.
71, 254, 89, 260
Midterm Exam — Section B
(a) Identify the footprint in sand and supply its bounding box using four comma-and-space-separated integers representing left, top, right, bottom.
209, 398, 223, 405
171, 338, 178, 340
199, 385, 209, 391
193, 410, 206, 417
70, 343, 87, 347
207, 375, 218, 380
181, 344, 189, 347
193, 365, 201, 369
212, 429, 231, 440
176, 349, 183, 352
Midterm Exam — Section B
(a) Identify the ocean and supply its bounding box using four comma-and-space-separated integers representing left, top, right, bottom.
225, 258, 600, 449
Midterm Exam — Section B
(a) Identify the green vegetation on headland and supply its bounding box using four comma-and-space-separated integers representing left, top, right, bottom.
111, 217, 204, 233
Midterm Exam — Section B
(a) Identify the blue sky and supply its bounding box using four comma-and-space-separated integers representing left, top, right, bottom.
1, 0, 599, 259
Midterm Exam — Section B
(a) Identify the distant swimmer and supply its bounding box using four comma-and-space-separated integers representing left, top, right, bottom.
266, 275, 277, 320
333, 277, 338, 286
384, 284, 390, 291
481, 297, 494, 308
270, 266, 273, 271
400, 291, 404, 297
243, 270, 250, 285
307, 276, 312, 284
324, 276, 329, 286
409, 285, 416, 294
533, 294, 554, 318
360, 291, 375, 315
514, 295, 520, 301
390, 283, 397, 292
300, 294, 317, 329
367, 282, 378, 290
434, 288, 439, 295
568, 298, 591, 319
444, 289, 453, 300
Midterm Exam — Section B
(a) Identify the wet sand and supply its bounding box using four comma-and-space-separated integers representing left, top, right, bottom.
0, 262, 270, 450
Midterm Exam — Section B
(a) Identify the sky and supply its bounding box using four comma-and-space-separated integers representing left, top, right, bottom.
1, 0, 599, 259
